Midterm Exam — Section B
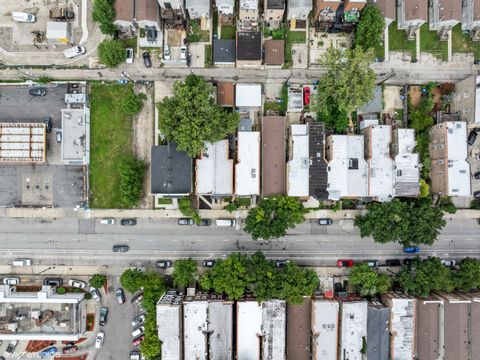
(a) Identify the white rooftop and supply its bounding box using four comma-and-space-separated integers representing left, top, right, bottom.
196, 140, 233, 196
287, 124, 309, 197
236, 84, 262, 108
311, 299, 339, 360
240, 0, 258, 10
339, 301, 368, 360
394, 128, 420, 197
235, 131, 260, 196
0, 123, 45, 163
445, 122, 471, 196
209, 301, 234, 360
157, 292, 183, 360
183, 301, 208, 360
237, 301, 262, 360
364, 125, 395, 202
387, 297, 416, 360
287, 87, 303, 112
61, 107, 90, 165
326, 135, 368, 200
261, 300, 286, 360
475, 76, 480, 124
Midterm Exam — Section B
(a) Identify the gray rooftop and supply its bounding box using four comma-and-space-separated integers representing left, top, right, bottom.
267, 0, 285, 9
151, 144, 192, 195
308, 121, 328, 199
213, 39, 236, 64
262, 300, 286, 360
367, 301, 390, 360
358, 86, 382, 115
156, 291, 183, 360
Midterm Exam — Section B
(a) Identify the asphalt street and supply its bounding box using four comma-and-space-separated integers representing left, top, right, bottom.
0, 217, 477, 269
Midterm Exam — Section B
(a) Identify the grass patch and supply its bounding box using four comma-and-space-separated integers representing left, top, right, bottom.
264, 101, 282, 113
236, 197, 251, 207
221, 25, 236, 40
285, 30, 306, 66
118, 37, 137, 49
187, 20, 210, 42
452, 24, 480, 58
389, 21, 416, 59
420, 24, 448, 61
157, 198, 173, 205
205, 44, 212, 67
89, 84, 135, 208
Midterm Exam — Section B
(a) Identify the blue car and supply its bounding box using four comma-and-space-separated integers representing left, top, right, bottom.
40, 347, 57, 358
403, 246, 420, 254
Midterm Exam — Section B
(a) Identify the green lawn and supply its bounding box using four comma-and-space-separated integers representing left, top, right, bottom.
187, 20, 210, 42
221, 25, 236, 40
264, 101, 282, 114
420, 24, 448, 61
388, 21, 416, 59
285, 30, 306, 66
452, 24, 480, 58
89, 84, 135, 208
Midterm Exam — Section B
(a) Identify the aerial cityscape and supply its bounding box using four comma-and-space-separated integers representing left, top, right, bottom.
0, 0, 480, 359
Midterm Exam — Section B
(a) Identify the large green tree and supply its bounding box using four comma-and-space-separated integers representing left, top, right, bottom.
89, 274, 107, 289
354, 198, 446, 246
275, 263, 320, 304
244, 195, 307, 240
120, 269, 146, 293
246, 252, 280, 301
313, 46, 376, 133
92, 0, 116, 35
157, 74, 239, 157
172, 258, 198, 288
98, 40, 127, 67
396, 257, 454, 297
455, 258, 480, 291
349, 263, 391, 297
355, 5, 385, 50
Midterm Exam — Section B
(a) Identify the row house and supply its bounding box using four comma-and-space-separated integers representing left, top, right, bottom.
265, 0, 286, 29
186, 0, 210, 25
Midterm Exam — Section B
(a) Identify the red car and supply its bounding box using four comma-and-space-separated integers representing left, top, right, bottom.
133, 335, 145, 346
337, 259, 354, 268
303, 87, 311, 105
62, 346, 78, 354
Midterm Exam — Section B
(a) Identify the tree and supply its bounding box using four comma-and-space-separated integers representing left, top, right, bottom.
455, 258, 480, 291
173, 258, 198, 288
244, 196, 307, 240
313, 47, 375, 133
275, 263, 320, 304
246, 251, 280, 301
354, 198, 446, 246
89, 274, 107, 289
122, 92, 146, 115
200, 253, 250, 300
118, 157, 145, 207
409, 95, 435, 132
349, 264, 391, 297
92, 0, 116, 35
178, 197, 201, 223
354, 5, 385, 50
419, 179, 430, 198
98, 40, 126, 67
396, 257, 454, 297
140, 316, 162, 359
120, 269, 146, 293
157, 74, 239, 157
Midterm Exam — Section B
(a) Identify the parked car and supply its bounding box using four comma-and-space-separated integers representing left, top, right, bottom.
197, 219, 211, 226
215, 219, 236, 227
163, 45, 170, 60
12, 12, 36, 22
43, 278, 63, 286
62, 346, 78, 354
475, 172, 480, 180
203, 260, 216, 267
303, 86, 311, 105
63, 46, 86, 58
40, 346, 57, 358
180, 46, 187, 60
468, 130, 478, 146
5, 340, 18, 355
337, 259, 354, 268
132, 335, 144, 346
318, 218, 333, 225
403, 258, 416, 266
89, 287, 101, 302
29, 87, 46, 96
275, 260, 290, 268
403, 246, 420, 254
365, 260, 379, 268
132, 326, 145, 338
131, 314, 146, 327
121, 218, 137, 226
3, 278, 19, 285
44, 117, 52, 133
474, 190, 480, 199
55, 130, 62, 143
99, 307, 108, 326
116, 288, 125, 304
441, 259, 456, 267
385, 259, 401, 267
126, 48, 134, 63
95, 331, 105, 349
156, 260, 172, 268
131, 292, 143, 304
113, 245, 129, 253
178, 218, 194, 225
100, 218, 115, 225
68, 279, 86, 289
13, 258, 32, 266
142, 52, 152, 68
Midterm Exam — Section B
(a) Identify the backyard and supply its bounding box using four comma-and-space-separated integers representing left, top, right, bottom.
187, 19, 210, 42
285, 30, 306, 66
420, 24, 448, 61
89, 84, 135, 208
221, 25, 236, 40
452, 24, 480, 58
388, 21, 416, 59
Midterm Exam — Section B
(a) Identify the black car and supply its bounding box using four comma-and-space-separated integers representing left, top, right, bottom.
99, 307, 108, 326
43, 278, 63, 286
197, 219, 211, 226
29, 87, 46, 96
203, 260, 216, 267
44, 117, 52, 133
474, 172, 480, 180
113, 245, 129, 252
156, 260, 172, 268
385, 259, 401, 267
142, 52, 152, 68
120, 218, 137, 226
468, 130, 478, 146
275, 260, 290, 268
474, 190, 480, 199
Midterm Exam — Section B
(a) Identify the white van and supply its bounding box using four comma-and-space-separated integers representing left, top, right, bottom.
215, 219, 236, 227
63, 45, 86, 58
12, 12, 36, 23
13, 258, 32, 266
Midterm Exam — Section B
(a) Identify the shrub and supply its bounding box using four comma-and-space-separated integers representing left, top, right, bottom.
89, 274, 107, 289
118, 158, 145, 207
178, 197, 201, 223
56, 287, 66, 294
98, 40, 126, 67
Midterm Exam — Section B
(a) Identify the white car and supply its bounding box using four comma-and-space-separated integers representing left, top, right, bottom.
163, 45, 170, 60
95, 331, 105, 349
100, 218, 115, 225
441, 259, 457, 267
63, 45, 86, 59
180, 46, 187, 60
126, 48, 134, 64
3, 278, 19, 285
132, 326, 144, 338
131, 314, 146, 327
68, 279, 86, 289
89, 287, 101, 302
12, 12, 36, 23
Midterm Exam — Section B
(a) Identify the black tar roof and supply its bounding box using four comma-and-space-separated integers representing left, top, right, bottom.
237, 31, 262, 61
213, 39, 236, 63
308, 122, 328, 199
151, 144, 192, 194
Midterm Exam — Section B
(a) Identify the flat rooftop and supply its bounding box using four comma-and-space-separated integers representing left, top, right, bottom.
196, 140, 233, 196
393, 128, 420, 197
445, 122, 471, 196
286, 298, 311, 360
237, 300, 262, 360
0, 123, 45, 163
417, 295, 443, 360
261, 300, 286, 360
61, 107, 90, 165
151, 144, 192, 195
157, 291, 183, 360
208, 300, 233, 360
183, 301, 208, 360
287, 87, 303, 112
339, 300, 368, 360
287, 124, 309, 197
308, 122, 328, 199
236, 84, 262, 108
367, 302, 390, 360
311, 298, 339, 360
235, 131, 260, 196
261, 116, 286, 197
440, 293, 470, 360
